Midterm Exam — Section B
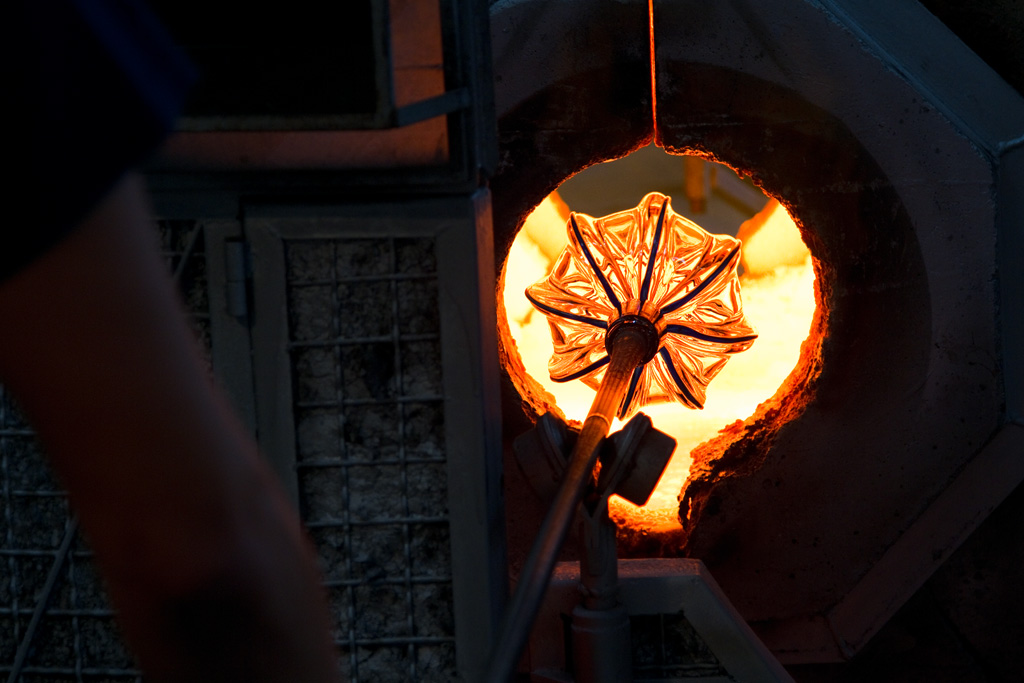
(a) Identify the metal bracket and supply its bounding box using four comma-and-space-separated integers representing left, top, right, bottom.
224, 239, 251, 323
514, 412, 675, 508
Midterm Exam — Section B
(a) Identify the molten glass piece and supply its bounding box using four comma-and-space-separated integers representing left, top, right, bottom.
526, 192, 757, 419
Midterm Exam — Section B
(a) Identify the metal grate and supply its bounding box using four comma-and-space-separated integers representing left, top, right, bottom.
0, 221, 210, 682
2, 226, 468, 681
631, 612, 731, 681
159, 220, 211, 367
283, 236, 456, 682
0, 365, 141, 683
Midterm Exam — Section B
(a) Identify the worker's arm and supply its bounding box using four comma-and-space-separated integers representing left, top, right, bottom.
0, 173, 341, 683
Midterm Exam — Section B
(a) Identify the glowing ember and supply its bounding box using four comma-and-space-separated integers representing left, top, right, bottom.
503, 189, 815, 529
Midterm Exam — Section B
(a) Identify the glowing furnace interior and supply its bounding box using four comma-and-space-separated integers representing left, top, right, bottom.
502, 146, 817, 531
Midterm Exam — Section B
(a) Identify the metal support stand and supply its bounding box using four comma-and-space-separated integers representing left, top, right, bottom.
484, 326, 655, 682
571, 501, 631, 683
498, 410, 675, 682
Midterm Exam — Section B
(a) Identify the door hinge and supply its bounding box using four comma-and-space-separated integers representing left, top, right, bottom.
224, 239, 252, 322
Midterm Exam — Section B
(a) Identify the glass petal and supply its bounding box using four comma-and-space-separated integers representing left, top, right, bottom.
527, 191, 757, 418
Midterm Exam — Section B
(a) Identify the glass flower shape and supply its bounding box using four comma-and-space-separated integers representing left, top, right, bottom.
526, 191, 757, 419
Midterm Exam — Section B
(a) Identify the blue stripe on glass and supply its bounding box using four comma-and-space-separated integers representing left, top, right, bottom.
620, 364, 645, 418
658, 243, 741, 319
660, 347, 702, 407
663, 324, 758, 345
525, 290, 608, 329
571, 214, 622, 316
551, 354, 610, 383
638, 197, 668, 308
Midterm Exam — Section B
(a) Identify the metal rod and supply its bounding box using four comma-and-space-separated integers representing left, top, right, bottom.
484, 328, 650, 682
7, 517, 78, 683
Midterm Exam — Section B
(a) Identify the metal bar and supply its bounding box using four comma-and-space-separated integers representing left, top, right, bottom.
0, 402, 18, 678
7, 517, 79, 683
290, 273, 437, 285
171, 221, 204, 283
293, 394, 443, 409
323, 576, 452, 589
326, 241, 360, 682
483, 328, 650, 682
7, 491, 64, 498
0, 549, 70, 558
294, 456, 446, 469
287, 333, 439, 350
303, 516, 448, 529
0, 608, 115, 618
223, 240, 250, 321
334, 636, 456, 647
396, 89, 473, 128
389, 236, 418, 681
0, 666, 140, 677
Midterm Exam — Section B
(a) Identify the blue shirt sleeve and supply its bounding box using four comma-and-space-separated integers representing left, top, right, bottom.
5, 0, 195, 283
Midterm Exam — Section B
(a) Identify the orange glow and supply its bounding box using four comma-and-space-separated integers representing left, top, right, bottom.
649, 0, 657, 135
503, 189, 815, 532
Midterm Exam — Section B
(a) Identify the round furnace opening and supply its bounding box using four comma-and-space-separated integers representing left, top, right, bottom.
499, 145, 818, 533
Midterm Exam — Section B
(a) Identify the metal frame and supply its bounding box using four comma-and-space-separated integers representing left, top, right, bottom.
491, 0, 1024, 666
169, 0, 395, 132
147, 0, 496, 213
243, 192, 504, 681
528, 559, 793, 682
203, 220, 260, 434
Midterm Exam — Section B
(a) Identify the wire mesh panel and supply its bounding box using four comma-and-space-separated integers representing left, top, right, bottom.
283, 236, 457, 681
0, 220, 211, 682
0, 387, 140, 683
1, 197, 502, 682
246, 197, 504, 682
160, 220, 212, 366
631, 612, 730, 681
